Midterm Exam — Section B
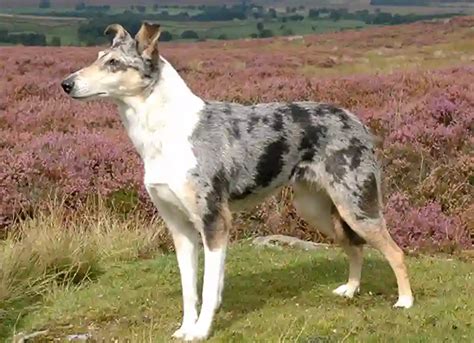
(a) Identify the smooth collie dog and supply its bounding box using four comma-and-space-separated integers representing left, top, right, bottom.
62, 22, 413, 341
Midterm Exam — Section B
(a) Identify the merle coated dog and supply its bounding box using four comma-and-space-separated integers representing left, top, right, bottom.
61, 23, 413, 341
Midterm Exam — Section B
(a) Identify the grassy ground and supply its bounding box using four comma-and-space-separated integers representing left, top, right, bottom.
2, 209, 472, 342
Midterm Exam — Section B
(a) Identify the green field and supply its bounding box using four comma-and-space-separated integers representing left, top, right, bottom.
156, 18, 368, 41
0, 14, 82, 45
8, 244, 474, 342
0, 12, 369, 46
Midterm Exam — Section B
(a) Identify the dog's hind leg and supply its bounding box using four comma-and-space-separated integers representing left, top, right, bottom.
184, 204, 231, 341
332, 215, 364, 298
293, 182, 363, 298
326, 172, 413, 308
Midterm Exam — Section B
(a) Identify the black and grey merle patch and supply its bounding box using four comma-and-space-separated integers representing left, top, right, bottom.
325, 137, 367, 184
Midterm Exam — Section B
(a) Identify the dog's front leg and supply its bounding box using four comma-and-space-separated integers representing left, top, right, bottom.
170, 220, 200, 339
145, 186, 200, 339
183, 205, 231, 341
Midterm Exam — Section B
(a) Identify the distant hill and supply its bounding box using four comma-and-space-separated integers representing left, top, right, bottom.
1, 0, 238, 6
3, 0, 473, 14
0, 1, 372, 7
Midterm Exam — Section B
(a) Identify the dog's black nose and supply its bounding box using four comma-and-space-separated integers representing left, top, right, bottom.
61, 78, 75, 94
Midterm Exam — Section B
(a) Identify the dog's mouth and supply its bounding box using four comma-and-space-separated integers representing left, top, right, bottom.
71, 92, 107, 100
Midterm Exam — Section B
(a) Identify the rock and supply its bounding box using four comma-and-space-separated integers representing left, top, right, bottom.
252, 235, 330, 251
286, 35, 304, 41
67, 333, 92, 341
13, 330, 49, 343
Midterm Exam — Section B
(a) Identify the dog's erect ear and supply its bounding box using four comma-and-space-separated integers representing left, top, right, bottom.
135, 22, 161, 66
104, 24, 132, 46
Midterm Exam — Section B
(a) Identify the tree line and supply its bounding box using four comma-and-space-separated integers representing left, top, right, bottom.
370, 0, 468, 5
0, 29, 61, 46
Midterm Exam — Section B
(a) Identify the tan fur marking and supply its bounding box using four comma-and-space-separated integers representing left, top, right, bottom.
205, 205, 231, 251
136, 22, 161, 54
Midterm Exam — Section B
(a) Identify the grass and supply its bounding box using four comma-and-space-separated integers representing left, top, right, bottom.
0, 203, 168, 340
1, 209, 472, 342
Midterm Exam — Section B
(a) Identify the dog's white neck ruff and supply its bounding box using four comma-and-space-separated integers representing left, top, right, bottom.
115, 57, 204, 187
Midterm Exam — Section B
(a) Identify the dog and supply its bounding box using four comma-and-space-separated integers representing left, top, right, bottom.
61, 22, 413, 341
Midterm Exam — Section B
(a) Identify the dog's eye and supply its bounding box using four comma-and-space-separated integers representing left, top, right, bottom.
107, 58, 119, 66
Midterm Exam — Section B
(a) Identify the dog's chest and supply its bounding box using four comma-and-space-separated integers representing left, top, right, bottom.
119, 105, 199, 192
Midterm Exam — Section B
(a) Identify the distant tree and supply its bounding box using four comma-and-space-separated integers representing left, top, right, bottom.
308, 9, 320, 19
130, 5, 135, 10
38, 0, 50, 9
259, 29, 273, 38
136, 5, 146, 13
217, 34, 228, 40
268, 8, 277, 19
152, 4, 159, 11
159, 30, 173, 42
9, 32, 46, 46
370, 0, 430, 5
250, 33, 258, 38
288, 14, 304, 21
0, 29, 8, 42
256, 22, 264, 31
372, 12, 393, 24
181, 30, 199, 39
75, 2, 86, 11
281, 27, 294, 36
329, 10, 342, 21
50, 36, 61, 46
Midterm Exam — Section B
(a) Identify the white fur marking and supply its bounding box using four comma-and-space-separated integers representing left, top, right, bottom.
146, 187, 199, 339
183, 245, 226, 341
393, 295, 414, 309
332, 283, 360, 299
116, 59, 204, 201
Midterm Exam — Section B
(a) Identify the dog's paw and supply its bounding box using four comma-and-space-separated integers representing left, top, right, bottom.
393, 295, 414, 309
332, 283, 360, 299
182, 324, 210, 342
172, 325, 193, 340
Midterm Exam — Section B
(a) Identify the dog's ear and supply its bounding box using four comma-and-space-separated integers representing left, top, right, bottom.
135, 22, 161, 67
104, 24, 132, 46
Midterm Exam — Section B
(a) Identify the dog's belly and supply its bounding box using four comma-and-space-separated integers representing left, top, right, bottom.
229, 186, 282, 212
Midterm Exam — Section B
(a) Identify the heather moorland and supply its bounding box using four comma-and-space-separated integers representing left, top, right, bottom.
1, 16, 472, 250
0, 16, 473, 341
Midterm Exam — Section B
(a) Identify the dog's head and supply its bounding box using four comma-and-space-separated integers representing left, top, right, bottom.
61, 22, 162, 100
